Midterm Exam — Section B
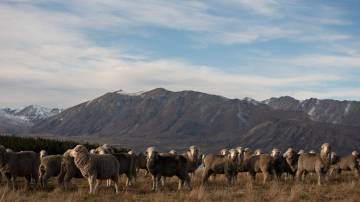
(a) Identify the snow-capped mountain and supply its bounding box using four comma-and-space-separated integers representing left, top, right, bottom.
0, 105, 61, 134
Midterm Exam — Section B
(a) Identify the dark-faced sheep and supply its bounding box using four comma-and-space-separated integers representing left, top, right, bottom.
329, 151, 360, 179
202, 149, 239, 185
0, 145, 40, 191
39, 154, 63, 189
69, 145, 120, 194
296, 143, 331, 185
57, 149, 83, 191
146, 147, 191, 191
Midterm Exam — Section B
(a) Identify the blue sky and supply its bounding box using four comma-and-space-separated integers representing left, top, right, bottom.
1, 0, 360, 108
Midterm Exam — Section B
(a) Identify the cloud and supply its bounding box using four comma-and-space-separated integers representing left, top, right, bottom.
0, 1, 358, 108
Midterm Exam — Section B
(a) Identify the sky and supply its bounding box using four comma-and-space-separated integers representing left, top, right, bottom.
1, 0, 360, 108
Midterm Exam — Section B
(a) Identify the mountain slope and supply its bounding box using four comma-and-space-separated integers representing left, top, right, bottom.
238, 119, 360, 154
265, 96, 360, 126
31, 88, 308, 150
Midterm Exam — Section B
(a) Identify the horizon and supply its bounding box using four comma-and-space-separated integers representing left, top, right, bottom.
1, 1, 360, 108
2, 87, 359, 109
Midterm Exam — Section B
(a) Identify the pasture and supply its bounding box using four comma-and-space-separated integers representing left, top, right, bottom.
0, 169, 359, 202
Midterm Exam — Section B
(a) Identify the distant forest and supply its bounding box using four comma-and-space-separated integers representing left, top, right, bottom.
0, 135, 98, 154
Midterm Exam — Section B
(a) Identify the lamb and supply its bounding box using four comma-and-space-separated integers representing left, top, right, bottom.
69, 145, 120, 194
202, 149, 239, 185
0, 145, 40, 191
39, 154, 63, 189
57, 149, 83, 190
146, 147, 191, 191
296, 143, 331, 185
329, 151, 360, 178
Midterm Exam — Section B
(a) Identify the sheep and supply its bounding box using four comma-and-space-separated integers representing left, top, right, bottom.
202, 149, 239, 185
146, 147, 191, 191
39, 154, 63, 189
57, 149, 83, 191
329, 151, 360, 179
274, 148, 299, 180
0, 145, 40, 191
238, 153, 275, 184
183, 146, 201, 175
69, 145, 120, 194
296, 143, 331, 185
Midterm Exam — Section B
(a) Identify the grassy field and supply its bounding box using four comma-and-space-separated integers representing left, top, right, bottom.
0, 169, 359, 202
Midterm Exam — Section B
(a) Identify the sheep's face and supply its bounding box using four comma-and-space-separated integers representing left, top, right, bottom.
271, 149, 281, 158
320, 143, 331, 155
40, 150, 47, 158
70, 145, 88, 158
352, 150, 359, 157
254, 149, 262, 156
146, 147, 157, 160
188, 146, 199, 160
236, 147, 243, 155
228, 149, 238, 161
220, 149, 229, 156
89, 149, 96, 154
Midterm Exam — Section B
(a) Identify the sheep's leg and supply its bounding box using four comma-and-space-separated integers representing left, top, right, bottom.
87, 177, 94, 194
248, 172, 256, 184
4, 173, 12, 191
161, 176, 166, 187
11, 175, 16, 192
177, 179, 183, 190
186, 175, 192, 190
263, 172, 269, 185
154, 175, 161, 191
201, 169, 213, 185
151, 175, 155, 191
295, 169, 303, 182
94, 179, 101, 194
113, 178, 119, 194
25, 175, 32, 190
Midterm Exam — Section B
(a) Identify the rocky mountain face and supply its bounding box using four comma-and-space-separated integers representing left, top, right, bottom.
31, 88, 307, 151
0, 105, 61, 134
264, 96, 360, 126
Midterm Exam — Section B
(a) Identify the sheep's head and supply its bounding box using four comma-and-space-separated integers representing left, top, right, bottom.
254, 149, 262, 156
146, 147, 158, 160
235, 147, 243, 155
320, 143, 331, 156
187, 145, 199, 160
352, 150, 359, 157
128, 150, 135, 155
228, 149, 238, 161
63, 149, 73, 157
40, 150, 47, 158
220, 149, 229, 156
70, 145, 88, 158
271, 148, 281, 158
89, 149, 96, 154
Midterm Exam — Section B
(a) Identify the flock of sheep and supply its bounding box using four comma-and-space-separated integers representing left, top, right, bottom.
0, 143, 359, 194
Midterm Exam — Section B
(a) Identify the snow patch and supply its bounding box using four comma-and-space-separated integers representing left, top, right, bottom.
115, 90, 144, 96
344, 103, 351, 115
308, 106, 316, 117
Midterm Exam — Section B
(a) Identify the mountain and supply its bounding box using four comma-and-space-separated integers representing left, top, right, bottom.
31, 88, 308, 151
264, 96, 360, 126
0, 105, 61, 134
238, 119, 360, 155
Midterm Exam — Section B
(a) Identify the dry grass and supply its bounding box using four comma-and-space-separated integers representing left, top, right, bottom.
0, 170, 359, 202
